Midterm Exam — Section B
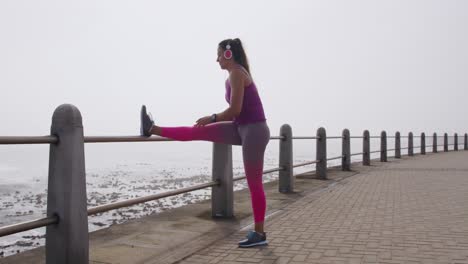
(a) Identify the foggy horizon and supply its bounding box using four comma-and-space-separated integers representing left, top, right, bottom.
1, 1, 467, 137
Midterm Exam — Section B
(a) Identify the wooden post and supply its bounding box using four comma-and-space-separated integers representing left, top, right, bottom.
316, 127, 327, 179
279, 124, 294, 193
342, 129, 350, 171
212, 143, 233, 218
464, 133, 467, 150
421, 133, 426, 155
408, 132, 414, 156
444, 133, 448, 152
395, 132, 401, 158
380, 131, 387, 162
46, 104, 88, 264
363, 130, 370, 166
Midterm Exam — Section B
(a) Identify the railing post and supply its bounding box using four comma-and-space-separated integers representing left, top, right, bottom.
395, 132, 401, 158
316, 127, 327, 180
421, 133, 426, 155
454, 133, 458, 151
444, 133, 448, 152
465, 133, 468, 150
212, 143, 233, 218
46, 104, 88, 264
342, 129, 350, 171
408, 132, 414, 156
433, 133, 437, 153
279, 124, 293, 193
380, 131, 387, 162
363, 130, 370, 166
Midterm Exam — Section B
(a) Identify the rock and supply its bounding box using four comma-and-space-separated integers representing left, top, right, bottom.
92, 222, 106, 227
16, 241, 33, 247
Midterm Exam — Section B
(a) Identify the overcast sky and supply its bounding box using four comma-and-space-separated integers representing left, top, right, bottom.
1, 0, 467, 138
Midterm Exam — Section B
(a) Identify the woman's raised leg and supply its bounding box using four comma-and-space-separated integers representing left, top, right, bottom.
151, 122, 242, 146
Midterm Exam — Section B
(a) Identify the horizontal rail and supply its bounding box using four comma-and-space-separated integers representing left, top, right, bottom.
233, 166, 284, 182
85, 136, 173, 143
270, 136, 285, 140
0, 136, 58, 145
233, 175, 247, 182
0, 215, 58, 237
263, 167, 284, 174
350, 152, 364, 156
292, 160, 320, 168
3, 165, 287, 234
3, 135, 464, 145
369, 150, 381, 154
387, 148, 396, 151
88, 181, 218, 215
0, 135, 287, 145
326, 155, 343, 161
2, 134, 463, 145
85, 135, 289, 143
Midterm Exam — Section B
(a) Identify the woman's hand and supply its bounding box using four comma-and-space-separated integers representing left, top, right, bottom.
195, 116, 212, 127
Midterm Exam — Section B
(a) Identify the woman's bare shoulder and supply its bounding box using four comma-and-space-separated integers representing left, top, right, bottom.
229, 67, 252, 86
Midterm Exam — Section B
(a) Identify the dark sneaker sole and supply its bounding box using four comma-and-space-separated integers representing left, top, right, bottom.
238, 241, 268, 248
140, 105, 153, 137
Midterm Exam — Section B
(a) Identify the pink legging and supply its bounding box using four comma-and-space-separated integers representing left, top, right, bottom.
160, 121, 270, 223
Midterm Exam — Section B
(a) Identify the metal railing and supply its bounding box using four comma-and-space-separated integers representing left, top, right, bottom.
234, 167, 283, 182
0, 136, 58, 144
292, 160, 320, 168
0, 104, 467, 263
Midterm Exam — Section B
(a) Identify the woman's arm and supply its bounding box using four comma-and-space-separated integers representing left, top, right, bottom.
215, 69, 245, 121
195, 69, 245, 126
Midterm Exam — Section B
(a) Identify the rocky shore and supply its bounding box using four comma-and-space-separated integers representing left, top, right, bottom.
0, 156, 290, 257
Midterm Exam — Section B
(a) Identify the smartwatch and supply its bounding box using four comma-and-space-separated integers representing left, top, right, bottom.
210, 114, 217, 123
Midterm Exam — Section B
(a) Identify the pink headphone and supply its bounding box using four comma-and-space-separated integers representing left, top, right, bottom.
224, 44, 233, 60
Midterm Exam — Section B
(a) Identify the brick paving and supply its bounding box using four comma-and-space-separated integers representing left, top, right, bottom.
179, 151, 468, 264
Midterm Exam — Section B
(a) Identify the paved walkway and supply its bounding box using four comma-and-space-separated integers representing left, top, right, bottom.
179, 151, 468, 264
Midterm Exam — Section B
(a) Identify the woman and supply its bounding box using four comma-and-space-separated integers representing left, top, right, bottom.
140, 38, 270, 248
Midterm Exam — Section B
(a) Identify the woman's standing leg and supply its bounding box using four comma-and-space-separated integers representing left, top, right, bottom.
238, 122, 270, 233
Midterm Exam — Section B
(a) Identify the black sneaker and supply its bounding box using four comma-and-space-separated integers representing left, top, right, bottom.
238, 231, 268, 248
140, 105, 154, 137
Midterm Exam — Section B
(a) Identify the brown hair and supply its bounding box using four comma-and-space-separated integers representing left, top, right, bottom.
219, 38, 251, 74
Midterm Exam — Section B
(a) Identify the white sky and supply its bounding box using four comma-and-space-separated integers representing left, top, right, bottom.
1, 0, 467, 138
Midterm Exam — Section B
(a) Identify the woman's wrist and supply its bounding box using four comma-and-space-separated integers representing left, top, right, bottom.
210, 113, 217, 123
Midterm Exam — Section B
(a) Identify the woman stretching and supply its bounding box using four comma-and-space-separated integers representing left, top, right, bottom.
140, 38, 270, 248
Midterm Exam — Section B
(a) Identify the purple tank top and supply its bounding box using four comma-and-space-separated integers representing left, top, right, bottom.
225, 79, 267, 124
